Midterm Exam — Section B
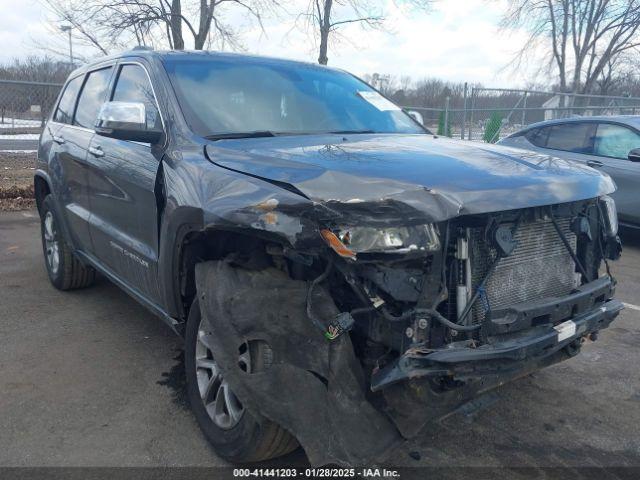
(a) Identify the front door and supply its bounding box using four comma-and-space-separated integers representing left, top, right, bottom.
85, 61, 165, 303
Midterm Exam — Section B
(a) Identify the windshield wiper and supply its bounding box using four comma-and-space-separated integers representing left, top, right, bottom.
204, 131, 276, 141
205, 129, 378, 140
328, 129, 375, 134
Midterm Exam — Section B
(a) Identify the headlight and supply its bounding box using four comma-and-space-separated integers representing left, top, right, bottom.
600, 195, 618, 236
324, 224, 440, 255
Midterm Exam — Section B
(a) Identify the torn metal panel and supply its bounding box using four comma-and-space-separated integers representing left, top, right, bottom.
193, 167, 315, 246
195, 261, 402, 466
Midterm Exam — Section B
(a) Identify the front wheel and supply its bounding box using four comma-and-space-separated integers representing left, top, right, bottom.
184, 298, 298, 463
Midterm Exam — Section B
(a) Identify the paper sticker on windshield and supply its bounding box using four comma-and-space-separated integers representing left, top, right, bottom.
357, 91, 400, 111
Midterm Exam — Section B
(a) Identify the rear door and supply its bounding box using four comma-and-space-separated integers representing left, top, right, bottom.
501, 123, 595, 165
67, 66, 115, 252
46, 75, 86, 247
85, 61, 165, 303
540, 122, 596, 163
47, 68, 115, 252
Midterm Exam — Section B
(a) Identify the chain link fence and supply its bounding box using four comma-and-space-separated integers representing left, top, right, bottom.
0, 80, 63, 149
2, 77, 640, 146
402, 86, 640, 143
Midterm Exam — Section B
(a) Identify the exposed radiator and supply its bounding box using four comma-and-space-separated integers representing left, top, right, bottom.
469, 218, 578, 323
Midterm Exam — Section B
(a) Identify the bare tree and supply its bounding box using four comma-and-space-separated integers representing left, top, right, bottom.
307, 1, 383, 65
0, 56, 73, 83
501, 0, 640, 95
300, 0, 432, 65
37, 0, 114, 59
40, 0, 278, 59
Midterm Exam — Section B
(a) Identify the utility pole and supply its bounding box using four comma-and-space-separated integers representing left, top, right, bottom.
60, 25, 73, 66
444, 96, 450, 137
461, 82, 468, 140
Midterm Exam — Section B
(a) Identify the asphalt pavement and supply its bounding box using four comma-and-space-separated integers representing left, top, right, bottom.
1, 210, 639, 473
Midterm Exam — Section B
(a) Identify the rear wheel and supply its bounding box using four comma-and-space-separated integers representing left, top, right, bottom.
40, 195, 95, 290
185, 298, 298, 463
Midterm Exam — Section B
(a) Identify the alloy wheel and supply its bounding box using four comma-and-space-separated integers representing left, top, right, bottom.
43, 211, 60, 275
195, 320, 247, 429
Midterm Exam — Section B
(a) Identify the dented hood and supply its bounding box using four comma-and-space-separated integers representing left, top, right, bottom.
205, 133, 615, 222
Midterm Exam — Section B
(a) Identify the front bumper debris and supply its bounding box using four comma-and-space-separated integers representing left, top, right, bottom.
371, 278, 623, 391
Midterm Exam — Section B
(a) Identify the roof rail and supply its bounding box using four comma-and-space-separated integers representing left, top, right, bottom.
132, 45, 154, 51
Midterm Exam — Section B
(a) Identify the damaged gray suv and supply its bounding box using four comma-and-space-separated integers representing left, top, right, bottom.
35, 49, 623, 466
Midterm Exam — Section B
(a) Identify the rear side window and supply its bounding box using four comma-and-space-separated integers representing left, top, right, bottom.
74, 67, 113, 129
593, 123, 640, 159
53, 76, 83, 124
525, 127, 550, 147
545, 123, 594, 153
111, 64, 161, 130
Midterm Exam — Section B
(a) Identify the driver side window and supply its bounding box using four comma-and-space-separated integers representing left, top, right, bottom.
111, 64, 161, 130
593, 123, 640, 160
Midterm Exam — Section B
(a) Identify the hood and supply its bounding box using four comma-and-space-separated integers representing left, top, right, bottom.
204, 133, 615, 223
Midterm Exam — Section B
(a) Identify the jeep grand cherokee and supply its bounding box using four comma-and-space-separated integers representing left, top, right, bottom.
35, 49, 623, 466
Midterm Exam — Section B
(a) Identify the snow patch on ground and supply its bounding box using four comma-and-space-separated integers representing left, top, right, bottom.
0, 134, 40, 140
0, 119, 41, 128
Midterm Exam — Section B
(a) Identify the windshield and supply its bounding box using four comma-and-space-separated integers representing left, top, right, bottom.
162, 56, 424, 138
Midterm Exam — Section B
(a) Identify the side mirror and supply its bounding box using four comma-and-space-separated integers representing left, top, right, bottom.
628, 148, 640, 162
405, 109, 424, 125
95, 101, 163, 143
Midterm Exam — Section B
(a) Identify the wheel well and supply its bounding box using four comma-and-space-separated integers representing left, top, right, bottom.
34, 175, 51, 216
177, 229, 285, 322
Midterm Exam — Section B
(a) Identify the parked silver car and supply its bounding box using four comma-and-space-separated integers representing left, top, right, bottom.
499, 116, 640, 227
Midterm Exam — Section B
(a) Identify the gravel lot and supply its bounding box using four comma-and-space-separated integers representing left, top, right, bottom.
0, 152, 36, 210
1, 210, 639, 475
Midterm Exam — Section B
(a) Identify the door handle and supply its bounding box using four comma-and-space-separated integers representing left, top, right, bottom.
88, 146, 105, 158
52, 135, 65, 145
587, 160, 603, 168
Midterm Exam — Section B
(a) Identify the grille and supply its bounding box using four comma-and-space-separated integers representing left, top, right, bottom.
469, 218, 577, 322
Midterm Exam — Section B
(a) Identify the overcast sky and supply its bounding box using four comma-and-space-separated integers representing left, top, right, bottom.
0, 0, 538, 87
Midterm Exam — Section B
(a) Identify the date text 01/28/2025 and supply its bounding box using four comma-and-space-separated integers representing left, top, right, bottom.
232, 468, 400, 478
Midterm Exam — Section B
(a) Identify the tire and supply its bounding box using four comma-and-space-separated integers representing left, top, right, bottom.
185, 298, 299, 463
40, 195, 96, 290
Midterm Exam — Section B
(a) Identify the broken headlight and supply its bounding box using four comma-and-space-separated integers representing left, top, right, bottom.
600, 195, 618, 236
337, 224, 440, 253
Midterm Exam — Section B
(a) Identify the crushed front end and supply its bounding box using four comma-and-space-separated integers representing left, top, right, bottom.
319, 196, 622, 437
195, 189, 623, 465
